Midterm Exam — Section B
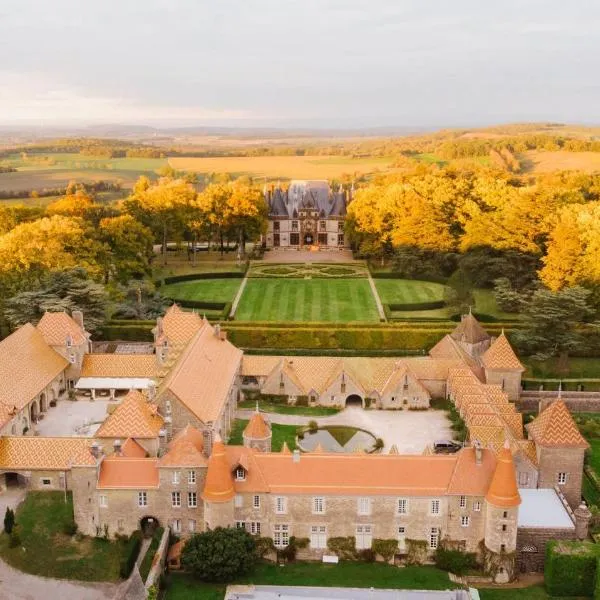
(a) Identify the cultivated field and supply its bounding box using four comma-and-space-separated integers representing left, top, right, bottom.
374, 279, 447, 304
235, 278, 379, 322
168, 155, 395, 180
160, 278, 242, 303
522, 150, 600, 173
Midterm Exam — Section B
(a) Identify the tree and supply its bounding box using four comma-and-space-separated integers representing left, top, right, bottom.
4, 507, 15, 534
513, 286, 595, 361
181, 526, 257, 583
493, 278, 524, 313
196, 184, 232, 257
112, 280, 167, 320
225, 182, 268, 257
4, 268, 109, 333
45, 191, 96, 218
444, 269, 475, 316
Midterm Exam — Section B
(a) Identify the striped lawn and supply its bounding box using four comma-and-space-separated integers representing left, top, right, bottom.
160, 279, 242, 303
235, 278, 379, 322
374, 279, 447, 304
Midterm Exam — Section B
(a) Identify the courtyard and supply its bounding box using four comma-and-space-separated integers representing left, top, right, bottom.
35, 397, 113, 437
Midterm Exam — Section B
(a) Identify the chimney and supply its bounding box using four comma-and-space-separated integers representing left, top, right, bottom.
90, 441, 101, 459
113, 439, 122, 456
474, 440, 482, 466
292, 449, 300, 464
203, 428, 214, 458
156, 316, 163, 338
214, 323, 221, 339
159, 428, 168, 452
72, 310, 84, 331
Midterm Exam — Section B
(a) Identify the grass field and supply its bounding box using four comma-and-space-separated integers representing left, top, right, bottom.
235, 278, 380, 322
160, 278, 242, 303
229, 419, 298, 450
374, 278, 447, 304
522, 150, 600, 173
169, 155, 396, 179
237, 398, 340, 416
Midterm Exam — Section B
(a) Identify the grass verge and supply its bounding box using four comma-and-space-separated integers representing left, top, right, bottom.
237, 399, 339, 416
139, 526, 165, 583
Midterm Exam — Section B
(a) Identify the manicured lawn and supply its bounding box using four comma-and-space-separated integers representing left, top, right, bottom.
160, 278, 242, 303
477, 585, 551, 599
375, 278, 447, 305
237, 399, 339, 416
139, 526, 164, 583
229, 419, 298, 450
0, 491, 127, 581
165, 563, 456, 599
323, 426, 362, 446
236, 278, 380, 322
472, 289, 521, 321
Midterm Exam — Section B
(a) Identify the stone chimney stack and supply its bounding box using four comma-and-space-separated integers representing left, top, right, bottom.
113, 439, 122, 456
214, 323, 221, 339
72, 310, 84, 331
474, 440, 483, 465
574, 501, 592, 540
90, 441, 101, 459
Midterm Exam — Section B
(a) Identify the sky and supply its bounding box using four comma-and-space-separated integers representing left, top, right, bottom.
0, 0, 599, 128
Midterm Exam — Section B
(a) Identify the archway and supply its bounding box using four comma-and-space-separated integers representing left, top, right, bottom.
140, 516, 160, 538
303, 233, 314, 245
2, 472, 27, 488
345, 394, 363, 408
30, 401, 38, 424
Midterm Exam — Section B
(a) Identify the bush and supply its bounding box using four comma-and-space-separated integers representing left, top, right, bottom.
327, 536, 357, 560
372, 539, 398, 562
434, 546, 478, 575
387, 300, 446, 311
119, 530, 143, 579
181, 526, 257, 583
308, 420, 318, 432
546, 540, 600, 597
4, 507, 15, 534
159, 272, 244, 286
62, 520, 78, 536
374, 438, 384, 450
255, 536, 275, 558
9, 529, 21, 548
357, 548, 376, 562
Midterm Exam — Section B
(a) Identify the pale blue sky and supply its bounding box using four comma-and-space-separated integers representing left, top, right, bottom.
0, 0, 598, 127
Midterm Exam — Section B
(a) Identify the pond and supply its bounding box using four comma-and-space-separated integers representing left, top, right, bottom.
298, 426, 378, 453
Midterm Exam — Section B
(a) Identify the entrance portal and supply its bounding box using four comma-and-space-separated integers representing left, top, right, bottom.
303, 233, 314, 245
345, 394, 363, 408
140, 516, 159, 538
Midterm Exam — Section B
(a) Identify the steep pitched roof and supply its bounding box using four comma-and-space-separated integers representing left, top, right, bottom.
81, 354, 157, 378
160, 321, 242, 424
0, 323, 68, 419
160, 425, 207, 467
95, 391, 164, 439
450, 313, 490, 344
97, 457, 159, 489
0, 437, 95, 470
485, 442, 521, 508
202, 436, 235, 503
481, 333, 525, 371
526, 400, 589, 448
429, 335, 485, 380
36, 311, 88, 346
154, 305, 204, 347
120, 438, 148, 458
447, 446, 497, 495
243, 410, 271, 440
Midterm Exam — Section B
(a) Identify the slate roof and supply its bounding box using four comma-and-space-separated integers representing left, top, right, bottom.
450, 313, 490, 344
267, 180, 347, 218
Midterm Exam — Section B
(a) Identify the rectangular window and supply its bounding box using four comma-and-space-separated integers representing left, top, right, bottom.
275, 497, 287, 514
461, 516, 470, 527
290, 232, 300, 246
273, 234, 280, 247
138, 491, 147, 507
356, 525, 373, 550
273, 524, 289, 548
558, 472, 567, 485
338, 234, 345, 246
473, 501, 482, 512
518, 471, 529, 486
358, 497, 371, 516
319, 221, 326, 231
502, 524, 507, 532
172, 491, 181, 508
235, 467, 246, 481
338, 221, 344, 232
429, 528, 439, 549
430, 499, 440, 515
236, 521, 245, 529
249, 521, 261, 535
99, 494, 107, 508
502, 511, 508, 519
313, 497, 325, 514
117, 519, 124, 531
172, 519, 181, 533
397, 498, 409, 515
398, 526, 406, 552
292, 221, 299, 232
317, 233, 328, 245
172, 471, 180, 485
40, 478, 52, 486
253, 495, 261, 509
235, 494, 243, 508
188, 470, 196, 485
188, 492, 197, 508
459, 495, 466, 508
310, 525, 327, 549
274, 221, 280, 232
501, 544, 506, 552
188, 519, 196, 532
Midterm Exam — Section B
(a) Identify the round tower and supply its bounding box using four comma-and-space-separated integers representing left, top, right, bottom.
574, 501, 592, 540
201, 434, 235, 529
242, 404, 272, 452
483, 441, 521, 583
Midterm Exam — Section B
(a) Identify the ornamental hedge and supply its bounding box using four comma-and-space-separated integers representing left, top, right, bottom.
119, 530, 143, 578
545, 540, 600, 597
157, 271, 245, 286
386, 300, 446, 312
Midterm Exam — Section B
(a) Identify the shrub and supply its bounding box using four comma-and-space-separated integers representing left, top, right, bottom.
181, 526, 257, 583
357, 548, 376, 562
435, 546, 478, 575
308, 420, 318, 432
9, 529, 21, 548
406, 539, 428, 565
255, 536, 275, 558
327, 536, 357, 560
4, 507, 15, 534
546, 540, 600, 597
119, 530, 143, 579
374, 438, 384, 450
372, 539, 398, 562
62, 520, 78, 536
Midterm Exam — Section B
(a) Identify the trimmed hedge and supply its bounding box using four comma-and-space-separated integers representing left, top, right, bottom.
101, 324, 154, 342
119, 530, 143, 579
139, 527, 164, 583
387, 300, 446, 311
545, 540, 600, 597
158, 271, 245, 286
171, 299, 226, 311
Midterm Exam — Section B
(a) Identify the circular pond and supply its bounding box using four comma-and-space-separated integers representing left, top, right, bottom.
298, 426, 378, 453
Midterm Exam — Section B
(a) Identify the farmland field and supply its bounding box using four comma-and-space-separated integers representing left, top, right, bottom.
235, 278, 379, 322
522, 150, 600, 173
374, 279, 447, 304
160, 278, 242, 303
169, 155, 395, 179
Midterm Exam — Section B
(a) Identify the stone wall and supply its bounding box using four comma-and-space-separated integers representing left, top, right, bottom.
516, 527, 576, 572
518, 392, 600, 414
537, 446, 585, 509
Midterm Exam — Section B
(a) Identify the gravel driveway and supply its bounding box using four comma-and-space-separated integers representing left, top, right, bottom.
237, 405, 453, 453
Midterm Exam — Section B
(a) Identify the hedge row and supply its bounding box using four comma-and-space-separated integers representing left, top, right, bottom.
370, 271, 449, 285
158, 271, 245, 286
545, 540, 600, 597
170, 299, 226, 311
101, 324, 154, 342
386, 300, 446, 311
226, 320, 523, 330
119, 530, 143, 579
243, 347, 425, 357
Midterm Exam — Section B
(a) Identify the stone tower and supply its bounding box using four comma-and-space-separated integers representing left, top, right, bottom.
450, 311, 491, 360
483, 441, 521, 583
574, 501, 592, 540
481, 332, 525, 401
201, 434, 235, 529
242, 405, 272, 452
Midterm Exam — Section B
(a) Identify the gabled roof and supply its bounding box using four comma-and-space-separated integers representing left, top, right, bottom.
96, 390, 164, 439
81, 354, 157, 378
160, 425, 207, 467
160, 321, 242, 424
0, 436, 95, 470
450, 313, 490, 345
485, 442, 521, 508
243, 410, 271, 440
154, 305, 204, 347
120, 438, 148, 458
481, 333, 525, 371
97, 457, 159, 489
36, 311, 88, 346
0, 323, 68, 420
526, 400, 589, 448
429, 335, 485, 380
447, 446, 497, 495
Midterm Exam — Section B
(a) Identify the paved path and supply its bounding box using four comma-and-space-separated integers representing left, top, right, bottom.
236, 406, 453, 453
261, 249, 357, 263
230, 273, 249, 318
367, 272, 386, 321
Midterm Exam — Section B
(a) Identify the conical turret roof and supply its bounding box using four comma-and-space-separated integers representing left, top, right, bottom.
485, 441, 521, 508
202, 434, 235, 503
243, 407, 271, 440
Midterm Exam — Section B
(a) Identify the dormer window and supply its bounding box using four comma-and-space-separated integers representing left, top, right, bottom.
235, 467, 246, 481
165, 400, 172, 415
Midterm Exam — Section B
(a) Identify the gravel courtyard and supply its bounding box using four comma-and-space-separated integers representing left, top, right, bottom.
35, 398, 113, 437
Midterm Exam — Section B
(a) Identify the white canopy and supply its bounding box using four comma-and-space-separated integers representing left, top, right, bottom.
74, 377, 154, 390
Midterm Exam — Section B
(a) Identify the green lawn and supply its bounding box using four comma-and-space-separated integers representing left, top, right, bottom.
236, 278, 380, 322
238, 399, 340, 416
229, 419, 298, 450
165, 563, 457, 599
0, 492, 127, 581
477, 585, 551, 599
160, 278, 242, 303
139, 526, 164, 583
374, 279, 447, 304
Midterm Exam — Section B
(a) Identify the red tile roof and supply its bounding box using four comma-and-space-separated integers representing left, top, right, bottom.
97, 457, 159, 489
526, 400, 589, 448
